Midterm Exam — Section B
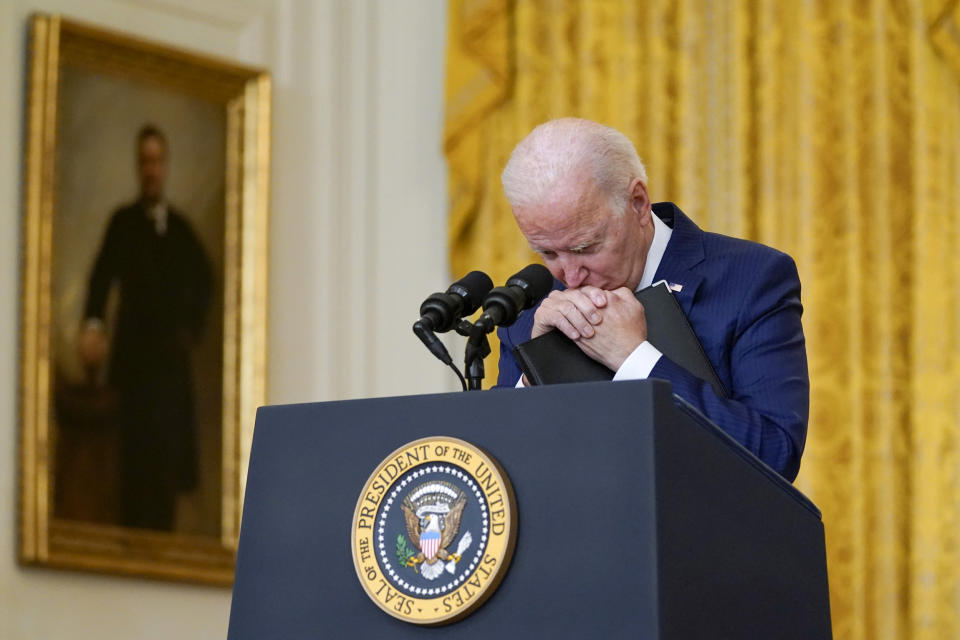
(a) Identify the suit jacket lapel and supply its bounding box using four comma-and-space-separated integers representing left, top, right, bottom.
651, 202, 705, 317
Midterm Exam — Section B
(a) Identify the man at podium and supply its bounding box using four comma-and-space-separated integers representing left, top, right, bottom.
495, 118, 809, 482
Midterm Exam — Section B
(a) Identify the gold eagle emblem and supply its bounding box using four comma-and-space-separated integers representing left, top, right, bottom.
399, 481, 471, 580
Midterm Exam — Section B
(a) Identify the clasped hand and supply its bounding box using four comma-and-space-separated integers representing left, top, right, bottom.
531, 286, 648, 371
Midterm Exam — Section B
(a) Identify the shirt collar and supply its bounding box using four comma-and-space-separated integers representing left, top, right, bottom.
147, 201, 168, 235
637, 210, 672, 290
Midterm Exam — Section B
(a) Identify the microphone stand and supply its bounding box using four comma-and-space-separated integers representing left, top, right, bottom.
456, 319, 492, 391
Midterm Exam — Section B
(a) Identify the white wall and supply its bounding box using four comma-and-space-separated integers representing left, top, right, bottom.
0, 0, 450, 637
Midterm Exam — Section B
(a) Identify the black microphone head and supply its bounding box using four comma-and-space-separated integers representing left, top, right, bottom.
447, 270, 494, 315
418, 271, 494, 333
478, 264, 554, 330
505, 264, 554, 309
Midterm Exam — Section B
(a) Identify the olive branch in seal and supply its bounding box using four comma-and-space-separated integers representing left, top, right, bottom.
396, 534, 417, 572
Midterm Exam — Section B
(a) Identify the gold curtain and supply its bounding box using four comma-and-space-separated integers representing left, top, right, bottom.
444, 1, 960, 637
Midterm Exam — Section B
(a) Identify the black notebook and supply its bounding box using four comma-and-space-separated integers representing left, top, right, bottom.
512, 281, 727, 397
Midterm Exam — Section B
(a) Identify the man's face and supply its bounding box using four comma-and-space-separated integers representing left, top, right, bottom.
513, 175, 654, 291
137, 135, 167, 202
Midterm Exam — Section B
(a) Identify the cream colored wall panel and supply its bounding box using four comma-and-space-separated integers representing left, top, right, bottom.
0, 0, 450, 638
266, 0, 453, 403
371, 0, 453, 397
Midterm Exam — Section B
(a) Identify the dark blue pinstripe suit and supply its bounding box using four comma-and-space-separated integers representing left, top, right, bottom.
496, 202, 809, 481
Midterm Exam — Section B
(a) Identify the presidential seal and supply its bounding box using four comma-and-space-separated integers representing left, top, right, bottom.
351, 437, 516, 625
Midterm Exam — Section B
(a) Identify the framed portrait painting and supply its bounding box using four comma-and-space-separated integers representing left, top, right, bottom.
19, 14, 269, 584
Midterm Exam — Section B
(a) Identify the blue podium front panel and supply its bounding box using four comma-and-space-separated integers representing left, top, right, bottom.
228, 381, 830, 639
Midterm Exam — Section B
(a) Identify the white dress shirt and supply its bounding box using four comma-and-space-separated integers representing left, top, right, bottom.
148, 201, 169, 235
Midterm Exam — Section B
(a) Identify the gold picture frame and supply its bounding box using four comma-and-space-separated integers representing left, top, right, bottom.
19, 14, 269, 585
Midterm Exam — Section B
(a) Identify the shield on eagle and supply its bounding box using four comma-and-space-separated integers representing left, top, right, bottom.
419, 520, 441, 560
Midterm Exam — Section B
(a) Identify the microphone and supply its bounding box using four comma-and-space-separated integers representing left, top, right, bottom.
414, 271, 494, 366
416, 270, 494, 333
474, 264, 554, 332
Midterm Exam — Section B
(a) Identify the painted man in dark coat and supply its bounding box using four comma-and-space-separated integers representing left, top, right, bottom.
80, 125, 212, 530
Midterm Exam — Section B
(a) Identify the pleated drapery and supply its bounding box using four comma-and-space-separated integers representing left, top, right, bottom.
444, 1, 960, 637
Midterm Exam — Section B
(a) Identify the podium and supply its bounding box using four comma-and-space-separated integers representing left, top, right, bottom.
228, 380, 831, 639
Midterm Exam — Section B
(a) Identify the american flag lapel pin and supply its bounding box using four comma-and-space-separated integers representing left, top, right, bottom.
668, 282, 683, 293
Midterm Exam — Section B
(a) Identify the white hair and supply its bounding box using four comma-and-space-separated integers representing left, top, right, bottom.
501, 118, 647, 212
